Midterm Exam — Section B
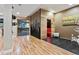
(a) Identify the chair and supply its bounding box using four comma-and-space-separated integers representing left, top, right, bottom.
53, 33, 60, 38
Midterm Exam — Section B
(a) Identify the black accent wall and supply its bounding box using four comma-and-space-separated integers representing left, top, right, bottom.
30, 9, 41, 39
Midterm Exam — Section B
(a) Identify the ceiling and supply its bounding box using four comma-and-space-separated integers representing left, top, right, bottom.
12, 4, 76, 16
0, 4, 77, 16
40, 4, 76, 12
12, 4, 40, 16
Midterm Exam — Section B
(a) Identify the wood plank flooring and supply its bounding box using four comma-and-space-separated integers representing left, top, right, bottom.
12, 36, 75, 55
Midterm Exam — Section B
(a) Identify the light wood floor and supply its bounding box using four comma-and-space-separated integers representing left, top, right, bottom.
0, 37, 3, 51
12, 36, 75, 55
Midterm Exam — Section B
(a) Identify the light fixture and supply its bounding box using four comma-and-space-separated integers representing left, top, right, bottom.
16, 12, 20, 15
48, 10, 55, 16
0, 13, 3, 15
68, 4, 73, 5
50, 10, 55, 13
47, 10, 55, 19
49, 9, 55, 13
48, 12, 53, 16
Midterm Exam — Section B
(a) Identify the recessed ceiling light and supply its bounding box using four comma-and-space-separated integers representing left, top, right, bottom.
0, 13, 3, 15
16, 12, 20, 15
49, 10, 55, 13
68, 4, 73, 5
48, 12, 53, 16
51, 10, 55, 13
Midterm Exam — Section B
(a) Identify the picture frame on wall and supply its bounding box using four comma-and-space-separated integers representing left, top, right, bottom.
62, 15, 79, 26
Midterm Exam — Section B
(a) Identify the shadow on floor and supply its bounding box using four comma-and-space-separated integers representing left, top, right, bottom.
52, 37, 79, 55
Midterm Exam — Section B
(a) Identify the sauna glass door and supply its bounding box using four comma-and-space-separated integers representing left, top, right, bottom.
18, 19, 29, 36
31, 19, 41, 39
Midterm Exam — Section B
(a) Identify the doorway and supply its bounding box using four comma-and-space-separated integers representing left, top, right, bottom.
47, 19, 51, 43
17, 19, 30, 36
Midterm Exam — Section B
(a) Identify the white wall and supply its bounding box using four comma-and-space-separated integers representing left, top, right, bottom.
2, 4, 12, 50
12, 19, 17, 38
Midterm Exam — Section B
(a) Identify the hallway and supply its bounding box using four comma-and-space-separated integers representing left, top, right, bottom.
0, 4, 79, 55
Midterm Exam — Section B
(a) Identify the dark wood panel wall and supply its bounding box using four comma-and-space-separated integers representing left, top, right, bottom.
30, 9, 41, 39
41, 9, 55, 40
30, 9, 55, 40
